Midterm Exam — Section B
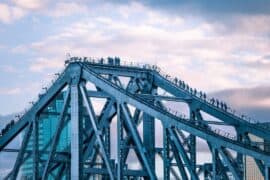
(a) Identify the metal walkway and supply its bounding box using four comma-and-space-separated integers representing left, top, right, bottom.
0, 57, 269, 180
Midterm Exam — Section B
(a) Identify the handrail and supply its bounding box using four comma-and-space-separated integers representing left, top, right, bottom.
0, 67, 66, 138
65, 57, 268, 130
81, 62, 269, 154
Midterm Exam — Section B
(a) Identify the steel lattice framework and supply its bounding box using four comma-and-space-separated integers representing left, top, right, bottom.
0, 57, 270, 180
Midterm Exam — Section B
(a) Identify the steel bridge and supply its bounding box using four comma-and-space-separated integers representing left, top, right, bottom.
0, 57, 270, 180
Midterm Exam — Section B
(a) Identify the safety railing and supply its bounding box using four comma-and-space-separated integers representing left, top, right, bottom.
81, 63, 269, 154
0, 66, 66, 138
65, 56, 268, 130
155, 68, 266, 128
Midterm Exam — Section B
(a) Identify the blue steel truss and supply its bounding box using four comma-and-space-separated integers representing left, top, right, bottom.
0, 57, 270, 180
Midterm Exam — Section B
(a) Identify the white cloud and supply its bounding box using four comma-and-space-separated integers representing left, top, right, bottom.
0, 1, 88, 23
11, 45, 28, 54
0, 87, 21, 95
46, 2, 89, 17
11, 0, 49, 10
29, 57, 63, 72
0, 3, 26, 23
0, 65, 17, 73
254, 98, 270, 108
10, 2, 270, 92
213, 86, 270, 110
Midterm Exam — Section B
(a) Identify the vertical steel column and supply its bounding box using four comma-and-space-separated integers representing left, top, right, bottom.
204, 168, 208, 180
212, 147, 218, 180
71, 83, 83, 180
117, 103, 123, 180
163, 127, 170, 180
105, 126, 111, 157
265, 164, 270, 180
33, 115, 39, 179
143, 113, 155, 171
143, 85, 156, 175
236, 130, 243, 175
189, 108, 196, 171
103, 124, 111, 180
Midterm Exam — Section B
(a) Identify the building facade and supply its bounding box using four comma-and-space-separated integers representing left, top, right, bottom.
21, 93, 70, 179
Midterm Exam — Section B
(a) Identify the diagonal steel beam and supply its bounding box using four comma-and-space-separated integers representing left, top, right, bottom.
80, 84, 115, 179
156, 151, 181, 180
82, 99, 116, 177
219, 148, 241, 180
0, 71, 70, 151
83, 104, 143, 172
83, 100, 115, 161
207, 142, 229, 180
121, 103, 157, 180
113, 76, 147, 167
42, 88, 71, 180
58, 164, 66, 178
167, 128, 188, 180
195, 111, 230, 179
168, 128, 199, 180
81, 62, 270, 174
10, 122, 33, 180
122, 108, 142, 162
11, 116, 70, 176
152, 72, 270, 141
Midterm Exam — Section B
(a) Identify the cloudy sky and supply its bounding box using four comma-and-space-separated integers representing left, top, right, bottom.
0, 0, 270, 116
0, 0, 270, 177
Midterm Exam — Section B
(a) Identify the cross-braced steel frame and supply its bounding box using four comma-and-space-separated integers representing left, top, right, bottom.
0, 57, 270, 180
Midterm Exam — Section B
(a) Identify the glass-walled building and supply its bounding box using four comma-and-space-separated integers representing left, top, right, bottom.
21, 93, 70, 179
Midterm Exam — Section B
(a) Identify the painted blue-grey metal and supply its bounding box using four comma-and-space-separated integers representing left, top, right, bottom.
80, 83, 115, 179
11, 122, 33, 180
219, 147, 242, 180
70, 80, 83, 180
0, 57, 270, 180
169, 127, 199, 180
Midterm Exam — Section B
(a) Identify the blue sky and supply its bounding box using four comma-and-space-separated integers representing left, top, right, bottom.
0, 0, 270, 177
0, 0, 270, 115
